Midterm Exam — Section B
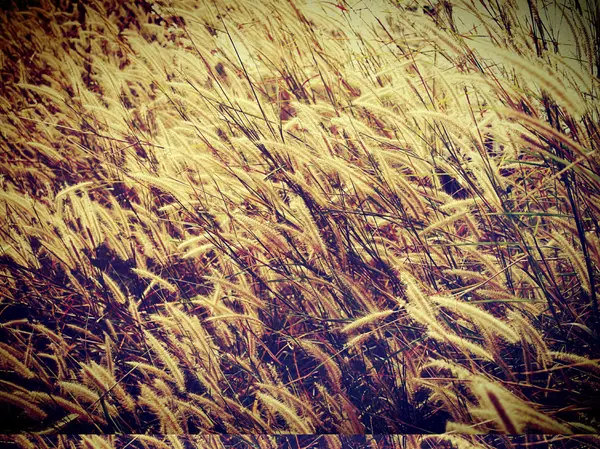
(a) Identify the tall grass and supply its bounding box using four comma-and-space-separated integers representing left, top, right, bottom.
0, 0, 599, 445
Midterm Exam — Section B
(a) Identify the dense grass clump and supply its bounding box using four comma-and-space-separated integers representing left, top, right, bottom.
1, 0, 600, 446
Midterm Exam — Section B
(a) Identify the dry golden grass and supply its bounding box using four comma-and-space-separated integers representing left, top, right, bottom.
0, 0, 599, 446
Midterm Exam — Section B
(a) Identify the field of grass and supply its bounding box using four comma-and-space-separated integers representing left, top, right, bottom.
1, 0, 600, 447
